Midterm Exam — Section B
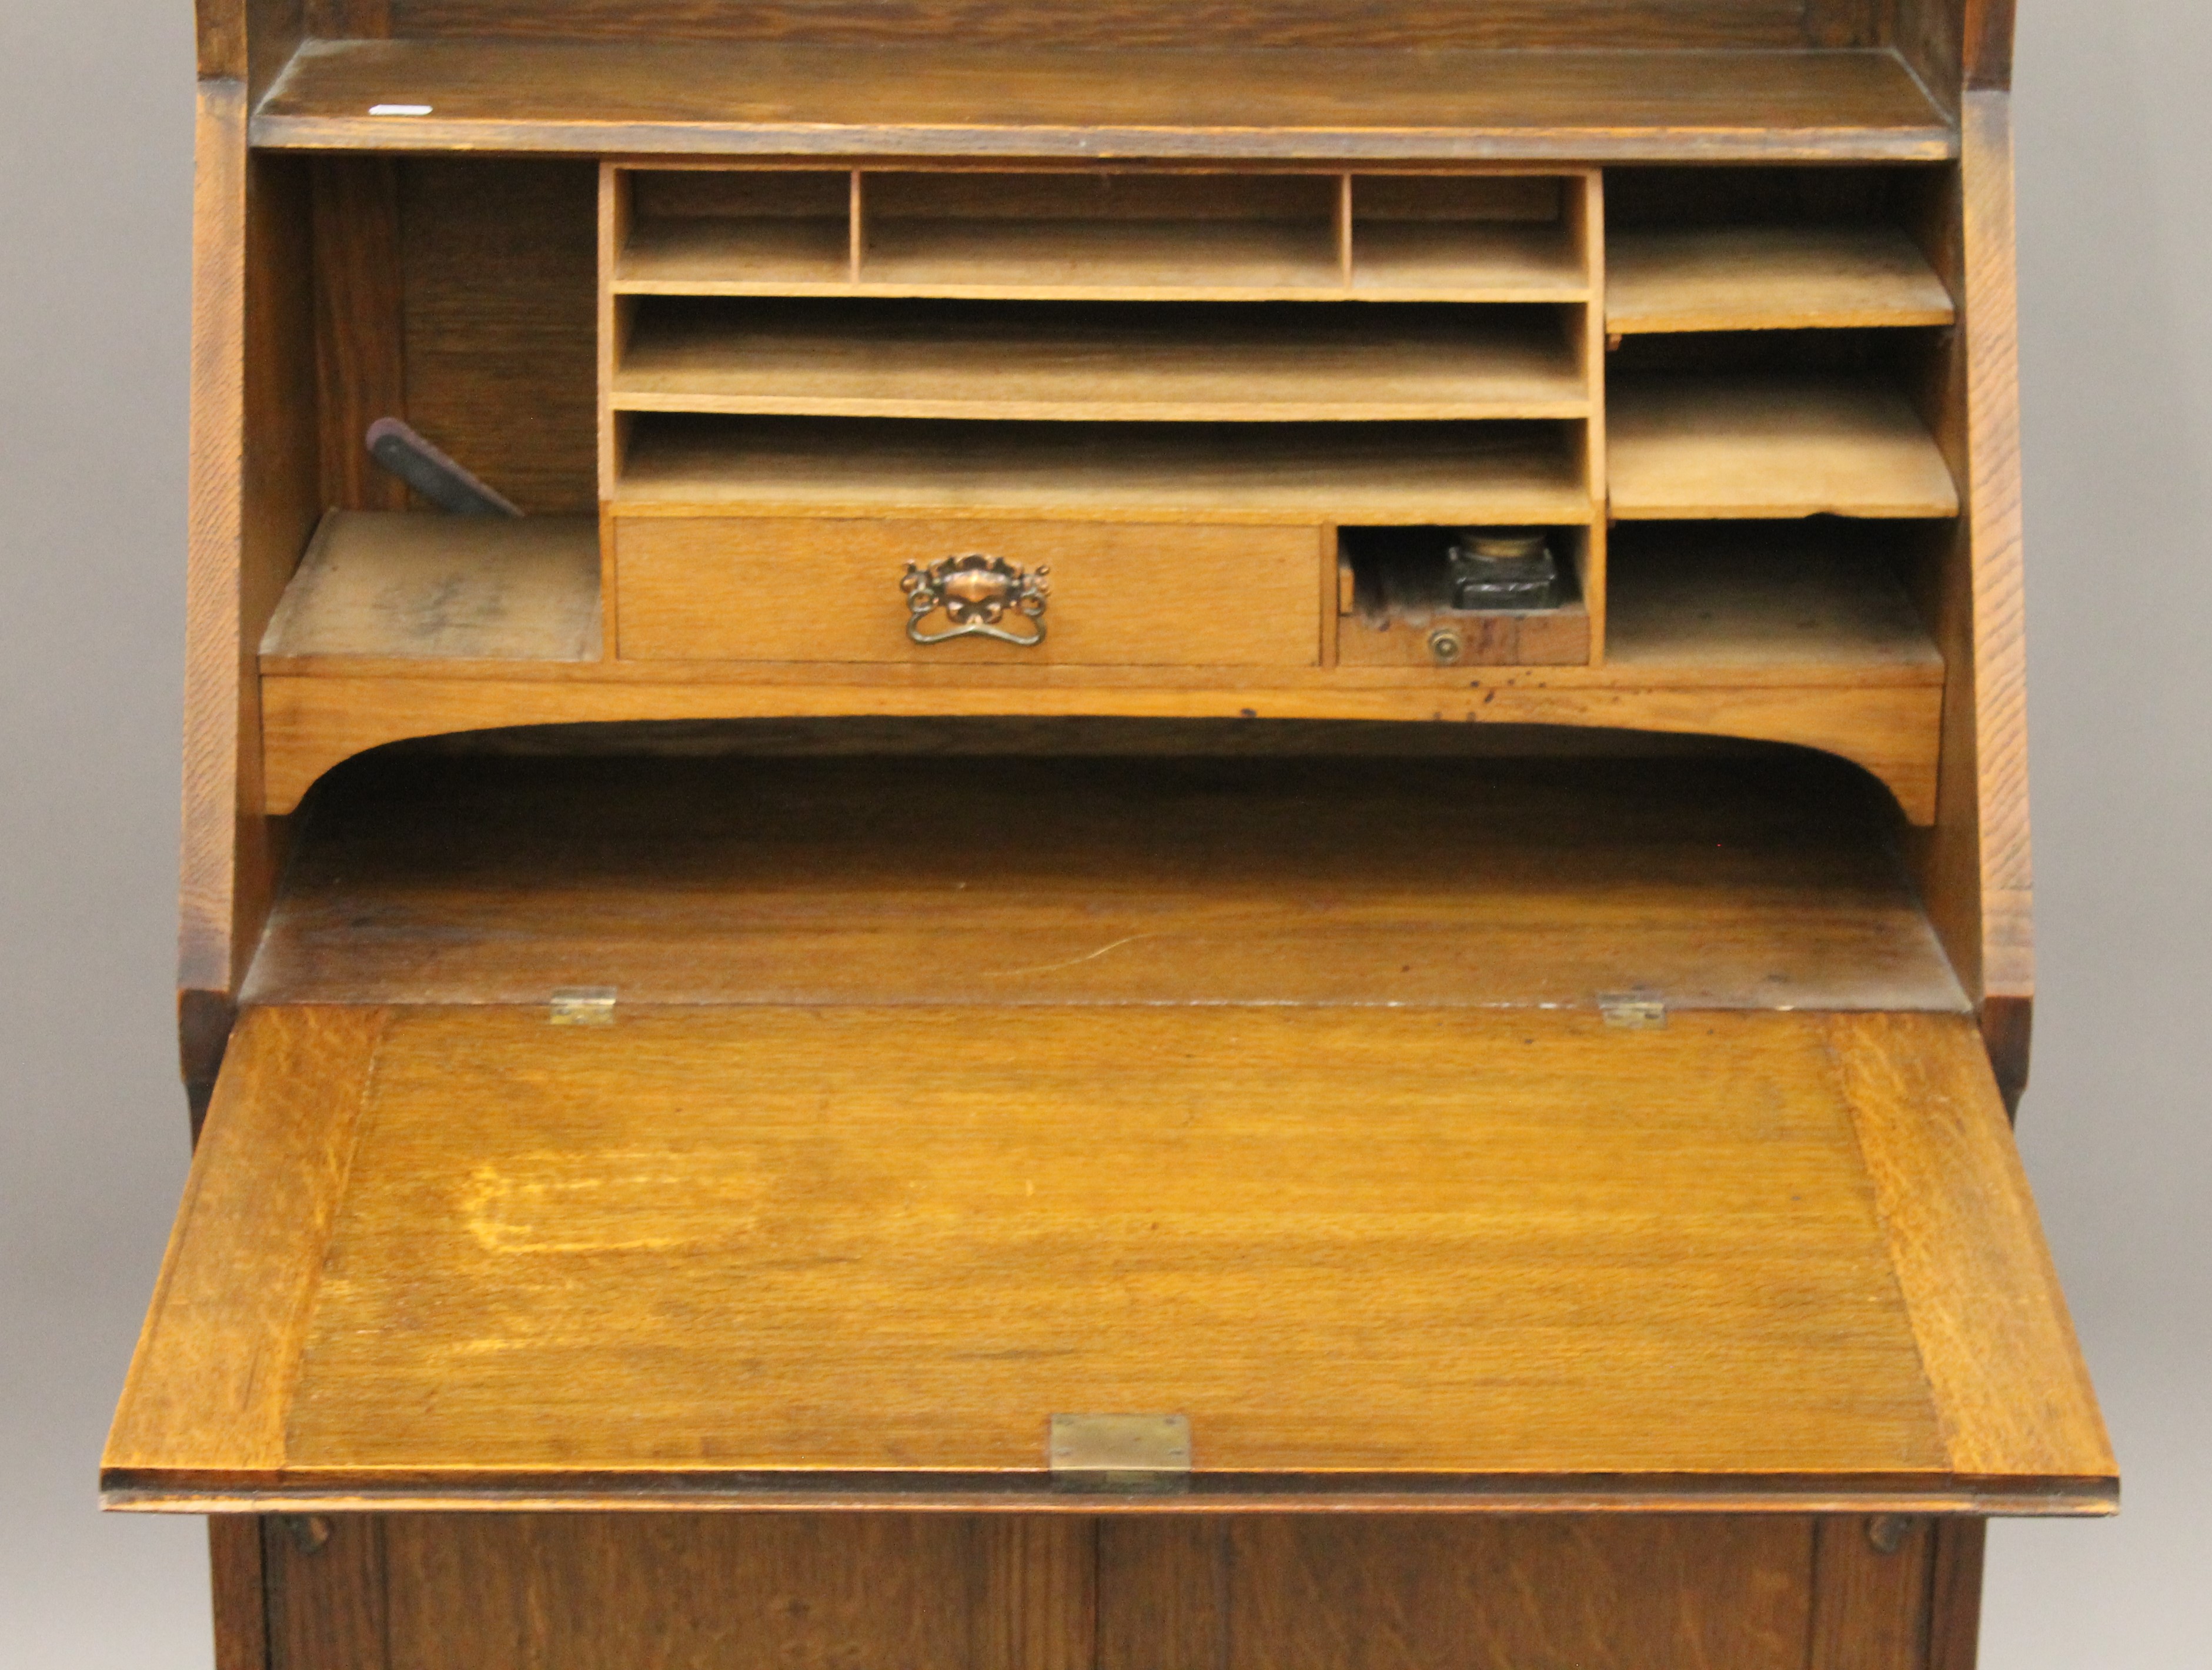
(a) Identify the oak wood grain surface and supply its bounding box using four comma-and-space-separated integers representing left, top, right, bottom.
1807, 1514, 1933, 1668
261, 512, 603, 662
1609, 375, 1962, 520
613, 416, 1593, 524
105, 1008, 390, 1479
1604, 523, 1945, 671
260, 1510, 1913, 1670
616, 518, 1321, 666
384, 0, 1818, 52
1607, 225, 1956, 333
252, 667, 1944, 824
373, 1514, 1094, 1670
251, 41, 1957, 161
308, 158, 409, 513
398, 160, 599, 516
105, 1003, 2109, 1509
612, 300, 1589, 423
1100, 1515, 1819, 1669
240, 752, 1966, 1012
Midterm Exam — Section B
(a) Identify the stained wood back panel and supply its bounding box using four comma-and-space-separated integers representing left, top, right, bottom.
262, 1512, 1872, 1670
380, 0, 1829, 51
1100, 1516, 1820, 1670
108, 1003, 2110, 1509
398, 160, 599, 514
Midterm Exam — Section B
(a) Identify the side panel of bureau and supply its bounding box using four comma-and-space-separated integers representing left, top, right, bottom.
615, 517, 1323, 665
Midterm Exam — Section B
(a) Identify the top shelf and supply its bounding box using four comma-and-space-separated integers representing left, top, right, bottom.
253, 41, 1957, 162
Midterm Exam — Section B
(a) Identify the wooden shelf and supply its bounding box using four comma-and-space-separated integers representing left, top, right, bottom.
1353, 222, 1586, 300
613, 302, 1589, 423
260, 513, 602, 665
620, 215, 852, 293
255, 41, 1956, 162
1608, 375, 1960, 520
1607, 226, 1956, 334
1605, 524, 1943, 674
861, 216, 1342, 299
613, 416, 1593, 524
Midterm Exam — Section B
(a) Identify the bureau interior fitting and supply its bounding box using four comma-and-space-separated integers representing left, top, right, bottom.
257, 159, 1960, 821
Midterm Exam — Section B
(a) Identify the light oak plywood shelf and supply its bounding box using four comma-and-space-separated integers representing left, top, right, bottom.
1608, 375, 1960, 520
612, 416, 1595, 524
612, 301, 1590, 423
254, 41, 1959, 162
1607, 225, 1956, 334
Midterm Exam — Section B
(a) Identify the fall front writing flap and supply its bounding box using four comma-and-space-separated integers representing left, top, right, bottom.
105, 1002, 2112, 1513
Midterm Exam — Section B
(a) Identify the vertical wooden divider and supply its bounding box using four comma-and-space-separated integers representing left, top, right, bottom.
851, 169, 868, 282
1319, 524, 1340, 667
596, 163, 629, 661
1578, 169, 1609, 664
1335, 172, 1354, 286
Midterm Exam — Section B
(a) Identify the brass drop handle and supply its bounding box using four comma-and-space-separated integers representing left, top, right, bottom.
901, 554, 1050, 647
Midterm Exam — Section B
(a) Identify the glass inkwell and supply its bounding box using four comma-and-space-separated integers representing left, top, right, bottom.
1447, 527, 1563, 612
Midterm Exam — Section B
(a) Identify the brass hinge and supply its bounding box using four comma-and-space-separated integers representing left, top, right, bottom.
1049, 1414, 1192, 1495
549, 987, 618, 1025
1598, 993, 1667, 1030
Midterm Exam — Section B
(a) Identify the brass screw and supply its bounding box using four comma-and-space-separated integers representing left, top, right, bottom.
279, 1514, 333, 1555
1428, 627, 1464, 666
1866, 1514, 1914, 1555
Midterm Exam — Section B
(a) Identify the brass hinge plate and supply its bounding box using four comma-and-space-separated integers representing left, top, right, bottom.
1598, 993, 1667, 1029
1049, 1414, 1192, 1494
549, 987, 618, 1026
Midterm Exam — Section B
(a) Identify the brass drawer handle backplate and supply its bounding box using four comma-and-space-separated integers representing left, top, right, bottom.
902, 554, 1050, 647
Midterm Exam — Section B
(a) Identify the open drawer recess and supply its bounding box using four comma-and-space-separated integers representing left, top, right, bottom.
110, 1002, 2109, 1514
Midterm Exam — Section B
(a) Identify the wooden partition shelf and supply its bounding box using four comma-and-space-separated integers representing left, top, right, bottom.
1609, 376, 1959, 520
1608, 226, 1956, 334
613, 302, 1590, 423
613, 169, 1594, 303
614, 416, 1590, 520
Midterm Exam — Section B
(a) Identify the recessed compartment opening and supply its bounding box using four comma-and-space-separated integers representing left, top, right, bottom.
1603, 165, 1955, 336
620, 168, 857, 290
859, 171, 1342, 293
1608, 328, 1959, 522
1337, 524, 1592, 667
1603, 519, 1943, 673
1352, 173, 1589, 299
256, 734, 1968, 1014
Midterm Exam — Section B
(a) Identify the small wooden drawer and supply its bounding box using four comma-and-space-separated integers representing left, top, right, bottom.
616, 517, 1321, 666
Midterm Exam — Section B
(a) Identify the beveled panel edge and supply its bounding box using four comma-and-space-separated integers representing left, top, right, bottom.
248, 119, 1959, 163
102, 1468, 2116, 1517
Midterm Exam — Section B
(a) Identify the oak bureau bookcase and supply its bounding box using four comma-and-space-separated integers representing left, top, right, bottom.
110, 1, 2111, 1666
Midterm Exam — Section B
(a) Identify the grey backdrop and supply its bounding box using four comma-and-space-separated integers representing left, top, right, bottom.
2, 3, 2205, 1664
